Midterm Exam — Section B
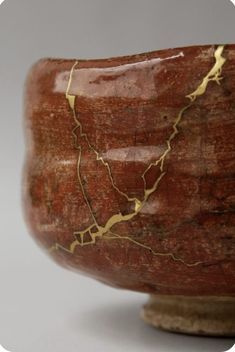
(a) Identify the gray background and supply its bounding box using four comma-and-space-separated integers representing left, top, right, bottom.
0, 0, 234, 351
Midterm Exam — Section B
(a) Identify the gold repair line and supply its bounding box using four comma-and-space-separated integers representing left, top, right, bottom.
86, 140, 141, 211
66, 61, 78, 111
142, 45, 226, 190
105, 231, 203, 267
142, 104, 190, 191
67, 62, 141, 211
66, 61, 99, 227
187, 45, 226, 102
66, 61, 140, 229
49, 45, 226, 266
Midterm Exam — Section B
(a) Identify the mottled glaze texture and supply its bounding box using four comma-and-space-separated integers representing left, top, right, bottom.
24, 44, 235, 296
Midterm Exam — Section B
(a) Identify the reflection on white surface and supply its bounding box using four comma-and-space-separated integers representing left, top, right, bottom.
0, 345, 10, 352
1, 244, 234, 352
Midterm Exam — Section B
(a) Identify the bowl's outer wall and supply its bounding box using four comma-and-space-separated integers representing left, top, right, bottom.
23, 44, 235, 296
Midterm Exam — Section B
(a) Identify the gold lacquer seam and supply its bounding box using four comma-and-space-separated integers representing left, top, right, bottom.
49, 45, 226, 267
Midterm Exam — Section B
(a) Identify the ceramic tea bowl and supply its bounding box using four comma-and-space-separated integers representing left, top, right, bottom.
23, 44, 235, 336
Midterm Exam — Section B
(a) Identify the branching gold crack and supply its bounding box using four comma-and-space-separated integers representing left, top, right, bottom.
66, 62, 141, 211
104, 231, 203, 267
187, 45, 226, 102
49, 46, 226, 267
66, 61, 99, 228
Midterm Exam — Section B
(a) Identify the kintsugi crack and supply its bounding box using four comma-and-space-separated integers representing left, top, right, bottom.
24, 43, 235, 297
49, 45, 226, 267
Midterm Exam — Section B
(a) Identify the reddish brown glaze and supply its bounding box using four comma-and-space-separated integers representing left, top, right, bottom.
23, 44, 235, 296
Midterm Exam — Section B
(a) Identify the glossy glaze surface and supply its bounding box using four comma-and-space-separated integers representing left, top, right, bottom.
23, 44, 235, 295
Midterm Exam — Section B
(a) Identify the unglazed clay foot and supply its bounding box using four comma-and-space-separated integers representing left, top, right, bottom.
142, 295, 235, 336
23, 44, 235, 336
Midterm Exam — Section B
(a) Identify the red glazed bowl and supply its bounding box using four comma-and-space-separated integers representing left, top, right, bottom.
23, 44, 235, 336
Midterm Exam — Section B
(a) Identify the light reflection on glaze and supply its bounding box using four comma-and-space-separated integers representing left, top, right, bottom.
54, 52, 184, 99
101, 145, 166, 164
50, 45, 226, 267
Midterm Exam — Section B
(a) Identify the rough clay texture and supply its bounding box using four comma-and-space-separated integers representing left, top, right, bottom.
142, 295, 235, 336
23, 44, 235, 296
